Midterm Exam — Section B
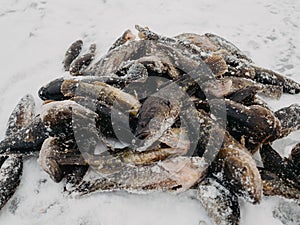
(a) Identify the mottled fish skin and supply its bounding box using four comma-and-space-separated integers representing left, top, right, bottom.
70, 156, 208, 196
259, 168, 300, 202
0, 99, 100, 156
69, 44, 97, 76
223, 77, 283, 100
174, 32, 254, 80
0, 116, 45, 155
226, 86, 261, 105
38, 75, 132, 101
63, 165, 89, 192
0, 95, 37, 210
70, 53, 95, 76
135, 95, 181, 152
38, 137, 85, 183
209, 134, 263, 204
175, 31, 300, 95
204, 54, 228, 77
63, 40, 83, 71
211, 99, 281, 153
174, 33, 219, 53
204, 33, 253, 63
0, 156, 23, 210
180, 107, 263, 203
83, 32, 228, 100
61, 80, 141, 115
135, 26, 244, 89
118, 55, 180, 80
174, 32, 255, 79
182, 108, 224, 159
108, 29, 135, 52
135, 25, 215, 68
260, 144, 300, 190
197, 178, 240, 225
5, 94, 35, 137
253, 66, 300, 94
39, 124, 190, 181
274, 104, 300, 138
87, 38, 215, 84
122, 62, 148, 82
82, 127, 190, 175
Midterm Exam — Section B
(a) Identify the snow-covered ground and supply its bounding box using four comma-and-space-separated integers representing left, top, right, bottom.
0, 0, 299, 224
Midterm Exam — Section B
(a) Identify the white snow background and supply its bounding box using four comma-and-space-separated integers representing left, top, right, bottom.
0, 0, 299, 224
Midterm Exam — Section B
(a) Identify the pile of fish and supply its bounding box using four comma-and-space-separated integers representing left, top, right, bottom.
0, 25, 299, 225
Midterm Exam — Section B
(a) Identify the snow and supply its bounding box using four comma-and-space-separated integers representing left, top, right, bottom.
0, 0, 299, 225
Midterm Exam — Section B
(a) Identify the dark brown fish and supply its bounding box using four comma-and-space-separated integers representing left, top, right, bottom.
0, 95, 36, 210
259, 168, 300, 202
0, 156, 23, 210
274, 104, 300, 138
69, 43, 97, 76
38, 137, 84, 182
197, 178, 240, 225
260, 144, 299, 190
211, 99, 281, 153
5, 95, 35, 137
209, 137, 263, 204
253, 66, 300, 94
63, 40, 83, 71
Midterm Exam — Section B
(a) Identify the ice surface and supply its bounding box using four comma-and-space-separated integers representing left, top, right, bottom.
0, 0, 299, 224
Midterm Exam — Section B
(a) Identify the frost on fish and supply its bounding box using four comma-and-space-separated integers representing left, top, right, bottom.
83, 127, 190, 176
135, 95, 181, 152
60, 80, 141, 115
0, 118, 46, 155
272, 200, 300, 225
204, 33, 253, 63
223, 77, 283, 100
260, 144, 299, 190
260, 168, 300, 202
253, 66, 300, 94
0, 95, 37, 209
87, 38, 215, 84
210, 136, 263, 204
108, 29, 135, 52
69, 43, 97, 76
5, 94, 35, 137
211, 99, 281, 153
38, 75, 131, 101
197, 178, 240, 225
0, 99, 99, 156
71, 157, 207, 196
38, 137, 86, 183
274, 104, 300, 138
0, 156, 23, 210
0, 95, 44, 155
174, 31, 255, 79
63, 40, 83, 71
40, 100, 98, 135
